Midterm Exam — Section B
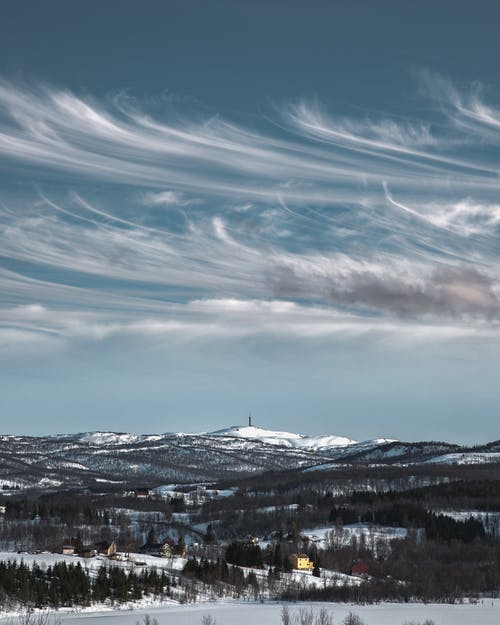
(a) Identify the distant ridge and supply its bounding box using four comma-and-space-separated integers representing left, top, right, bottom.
0, 427, 498, 493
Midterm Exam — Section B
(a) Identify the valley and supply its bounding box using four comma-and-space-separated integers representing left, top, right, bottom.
0, 424, 499, 622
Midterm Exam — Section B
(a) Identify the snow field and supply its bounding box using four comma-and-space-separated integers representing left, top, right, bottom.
1, 600, 500, 625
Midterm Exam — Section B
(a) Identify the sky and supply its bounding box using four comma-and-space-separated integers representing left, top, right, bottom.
1, 1, 500, 443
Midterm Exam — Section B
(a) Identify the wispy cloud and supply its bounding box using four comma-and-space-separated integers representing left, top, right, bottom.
1, 76, 500, 205
384, 183, 500, 236
143, 190, 201, 207
1, 297, 494, 358
2, 74, 500, 352
417, 69, 500, 140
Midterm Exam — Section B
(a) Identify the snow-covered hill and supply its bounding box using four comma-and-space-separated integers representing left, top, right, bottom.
211, 424, 357, 449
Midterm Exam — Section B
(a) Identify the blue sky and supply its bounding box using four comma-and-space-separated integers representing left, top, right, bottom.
1, 1, 500, 442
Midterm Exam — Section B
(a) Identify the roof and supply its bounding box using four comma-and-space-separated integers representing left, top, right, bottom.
351, 562, 369, 572
140, 542, 162, 550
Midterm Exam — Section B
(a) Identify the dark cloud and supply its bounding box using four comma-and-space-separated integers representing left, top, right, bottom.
339, 265, 499, 319
269, 261, 500, 321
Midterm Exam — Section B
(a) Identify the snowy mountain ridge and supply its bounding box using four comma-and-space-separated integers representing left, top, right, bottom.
70, 424, 364, 451
0, 424, 498, 492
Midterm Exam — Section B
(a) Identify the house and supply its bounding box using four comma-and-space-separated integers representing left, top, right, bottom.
174, 543, 187, 557
141, 536, 186, 558
134, 487, 151, 499
95, 541, 117, 557
351, 561, 369, 577
140, 542, 163, 556
62, 545, 75, 555
245, 535, 259, 545
79, 547, 97, 558
289, 553, 314, 571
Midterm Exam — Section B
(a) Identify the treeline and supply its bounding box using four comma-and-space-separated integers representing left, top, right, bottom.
225, 541, 265, 568
0, 560, 172, 609
183, 557, 259, 592
0, 491, 176, 553
2, 491, 173, 523
282, 576, 416, 604
202, 475, 500, 542
350, 479, 500, 511
319, 532, 500, 602
4, 499, 109, 525
213, 461, 500, 499
330, 503, 485, 542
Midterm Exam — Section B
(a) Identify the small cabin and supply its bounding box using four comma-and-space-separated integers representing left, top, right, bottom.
174, 544, 187, 557
134, 487, 151, 499
245, 535, 259, 545
95, 541, 117, 557
351, 561, 369, 577
140, 542, 162, 556
289, 553, 314, 571
62, 545, 75, 555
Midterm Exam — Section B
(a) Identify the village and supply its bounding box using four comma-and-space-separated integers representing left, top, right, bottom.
0, 479, 376, 605
0, 452, 497, 610
53, 513, 371, 581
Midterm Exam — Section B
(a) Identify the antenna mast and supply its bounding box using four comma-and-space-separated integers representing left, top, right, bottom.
248, 412, 252, 427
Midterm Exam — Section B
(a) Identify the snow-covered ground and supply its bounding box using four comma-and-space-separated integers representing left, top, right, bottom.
153, 483, 237, 504
0, 479, 24, 488
0, 550, 362, 593
0, 551, 498, 623
425, 451, 500, 465
302, 524, 409, 548
257, 504, 299, 514
1, 600, 499, 625
77, 432, 162, 446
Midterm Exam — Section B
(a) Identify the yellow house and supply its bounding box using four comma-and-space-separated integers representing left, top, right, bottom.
289, 553, 314, 571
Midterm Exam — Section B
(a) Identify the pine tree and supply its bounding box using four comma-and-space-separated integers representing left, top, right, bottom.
146, 527, 157, 544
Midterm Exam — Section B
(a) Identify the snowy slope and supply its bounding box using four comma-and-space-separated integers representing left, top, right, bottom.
77, 432, 163, 445
211, 424, 357, 449
425, 451, 500, 465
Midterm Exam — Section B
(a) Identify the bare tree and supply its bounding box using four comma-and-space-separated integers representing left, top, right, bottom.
7, 609, 61, 625
343, 613, 365, 625
201, 615, 217, 625
135, 616, 159, 625
298, 608, 315, 625
281, 605, 292, 625
315, 607, 334, 625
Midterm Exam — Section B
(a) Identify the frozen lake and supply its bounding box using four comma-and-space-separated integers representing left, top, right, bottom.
2, 601, 499, 625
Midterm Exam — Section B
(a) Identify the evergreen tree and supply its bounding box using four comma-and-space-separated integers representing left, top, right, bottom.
146, 527, 157, 544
